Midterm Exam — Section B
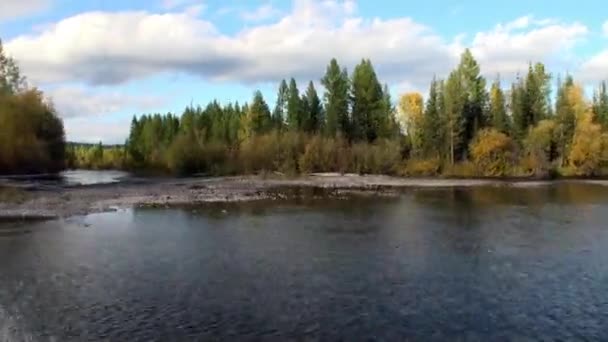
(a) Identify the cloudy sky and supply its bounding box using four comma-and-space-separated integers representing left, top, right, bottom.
1, 0, 607, 143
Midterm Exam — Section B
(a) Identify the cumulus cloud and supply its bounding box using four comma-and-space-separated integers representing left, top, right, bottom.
466, 16, 588, 80
46, 86, 166, 119
0, 0, 50, 22
579, 50, 608, 83
4, 0, 593, 91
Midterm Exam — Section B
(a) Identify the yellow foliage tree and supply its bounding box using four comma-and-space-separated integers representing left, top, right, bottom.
568, 111, 603, 176
398, 92, 424, 156
470, 128, 514, 177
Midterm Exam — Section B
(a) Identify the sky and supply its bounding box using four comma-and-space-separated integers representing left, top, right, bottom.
1, 0, 607, 143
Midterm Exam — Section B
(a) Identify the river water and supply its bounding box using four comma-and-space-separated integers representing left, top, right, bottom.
1, 183, 608, 340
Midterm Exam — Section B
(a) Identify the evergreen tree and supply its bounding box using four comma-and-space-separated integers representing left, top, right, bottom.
422, 78, 442, 158
0, 39, 26, 95
350, 59, 386, 142
555, 75, 576, 164
489, 77, 509, 134
321, 58, 350, 137
287, 78, 302, 130
592, 81, 608, 128
443, 70, 465, 164
457, 49, 487, 150
302, 81, 323, 133
510, 75, 526, 141
272, 79, 288, 129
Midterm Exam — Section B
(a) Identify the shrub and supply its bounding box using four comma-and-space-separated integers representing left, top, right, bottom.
402, 158, 441, 176
470, 128, 515, 177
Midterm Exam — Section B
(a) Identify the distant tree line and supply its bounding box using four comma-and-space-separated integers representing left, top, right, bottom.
3, 31, 608, 178
0, 39, 66, 175
121, 50, 608, 177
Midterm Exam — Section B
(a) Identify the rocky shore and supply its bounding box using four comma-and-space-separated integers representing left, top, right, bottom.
1, 174, 605, 220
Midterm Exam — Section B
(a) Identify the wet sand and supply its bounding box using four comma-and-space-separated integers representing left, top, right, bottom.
1, 174, 606, 220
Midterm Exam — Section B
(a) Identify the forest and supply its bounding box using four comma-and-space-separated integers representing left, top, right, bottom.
102, 49, 608, 178
3, 35, 608, 177
0, 40, 66, 175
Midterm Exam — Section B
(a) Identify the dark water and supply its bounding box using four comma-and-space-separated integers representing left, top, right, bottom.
1, 183, 608, 341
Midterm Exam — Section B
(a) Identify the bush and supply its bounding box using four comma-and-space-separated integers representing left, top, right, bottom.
443, 161, 477, 177
470, 128, 515, 177
402, 158, 441, 176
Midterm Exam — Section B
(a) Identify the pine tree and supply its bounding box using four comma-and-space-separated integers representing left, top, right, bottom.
302, 81, 323, 133
287, 78, 302, 130
321, 58, 350, 137
489, 77, 509, 134
350, 59, 385, 142
457, 49, 487, 150
443, 70, 465, 164
555, 75, 576, 164
510, 75, 526, 141
0, 39, 26, 95
272, 79, 288, 129
422, 78, 442, 158
592, 81, 608, 128
241, 91, 271, 139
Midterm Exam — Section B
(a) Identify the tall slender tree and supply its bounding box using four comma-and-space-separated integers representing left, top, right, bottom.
321, 58, 350, 137
443, 70, 465, 164
272, 79, 288, 129
302, 81, 323, 133
287, 78, 302, 130
350, 59, 386, 142
489, 77, 509, 134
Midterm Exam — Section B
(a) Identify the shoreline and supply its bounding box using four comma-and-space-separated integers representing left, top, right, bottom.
1, 174, 608, 220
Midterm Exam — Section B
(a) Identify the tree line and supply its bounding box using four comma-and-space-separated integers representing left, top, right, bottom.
3, 32, 608, 178
0, 39, 66, 175
117, 50, 608, 177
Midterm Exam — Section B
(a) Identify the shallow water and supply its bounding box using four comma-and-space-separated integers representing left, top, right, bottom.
1, 183, 608, 340
0, 169, 129, 188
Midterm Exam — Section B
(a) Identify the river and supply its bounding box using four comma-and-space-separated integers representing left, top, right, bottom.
1, 182, 607, 340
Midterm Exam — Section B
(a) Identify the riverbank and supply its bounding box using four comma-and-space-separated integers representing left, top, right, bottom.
1, 174, 608, 220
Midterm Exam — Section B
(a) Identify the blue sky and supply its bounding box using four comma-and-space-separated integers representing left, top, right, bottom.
1, 0, 607, 143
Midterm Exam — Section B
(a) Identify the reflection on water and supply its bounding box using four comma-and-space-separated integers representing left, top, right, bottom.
0, 169, 129, 188
60, 169, 129, 186
1, 183, 608, 340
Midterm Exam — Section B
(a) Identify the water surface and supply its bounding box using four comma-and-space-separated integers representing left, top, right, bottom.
1, 183, 608, 340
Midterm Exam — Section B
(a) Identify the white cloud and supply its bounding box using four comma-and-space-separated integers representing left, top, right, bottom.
0, 0, 50, 22
241, 4, 281, 22
465, 16, 588, 80
579, 50, 608, 83
603, 21, 608, 37
4, 1, 594, 92
46, 86, 166, 119
64, 118, 131, 144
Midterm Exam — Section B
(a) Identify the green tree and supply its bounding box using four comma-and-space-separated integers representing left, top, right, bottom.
592, 81, 608, 128
287, 78, 302, 130
422, 78, 443, 158
443, 70, 465, 165
350, 59, 386, 142
301, 81, 323, 133
489, 77, 509, 134
0, 39, 26, 95
457, 49, 487, 151
321, 58, 350, 137
272, 79, 288, 129
555, 75, 576, 164
241, 91, 271, 139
